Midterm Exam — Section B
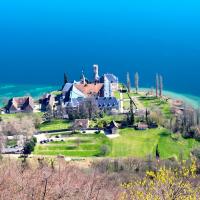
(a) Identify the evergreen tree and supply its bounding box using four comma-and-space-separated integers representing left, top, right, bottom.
129, 99, 135, 125
64, 73, 68, 84
134, 72, 139, 94
145, 108, 149, 124
156, 144, 160, 159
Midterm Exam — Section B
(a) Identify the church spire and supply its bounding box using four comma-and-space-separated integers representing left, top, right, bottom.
93, 64, 99, 83
81, 69, 86, 84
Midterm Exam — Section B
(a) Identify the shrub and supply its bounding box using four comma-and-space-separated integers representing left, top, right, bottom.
23, 137, 37, 155
95, 130, 101, 134
99, 145, 110, 156
192, 148, 200, 160
121, 160, 199, 199
171, 133, 181, 141
193, 126, 200, 141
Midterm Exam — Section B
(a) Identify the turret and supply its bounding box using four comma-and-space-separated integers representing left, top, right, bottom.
93, 64, 99, 83
81, 70, 86, 85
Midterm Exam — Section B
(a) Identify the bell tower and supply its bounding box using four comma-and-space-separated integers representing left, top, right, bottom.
93, 64, 99, 83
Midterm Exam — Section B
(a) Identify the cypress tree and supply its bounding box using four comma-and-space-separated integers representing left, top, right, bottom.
156, 74, 159, 97
159, 75, 163, 97
134, 72, 139, 94
64, 73, 68, 84
156, 144, 160, 159
127, 72, 131, 93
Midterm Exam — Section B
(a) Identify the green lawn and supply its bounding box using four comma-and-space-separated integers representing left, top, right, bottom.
34, 128, 200, 159
113, 90, 139, 101
138, 96, 172, 118
109, 128, 161, 158
102, 114, 126, 122
90, 115, 126, 128
123, 93, 129, 99
123, 101, 130, 109
109, 128, 200, 159
123, 92, 140, 99
38, 119, 72, 131
114, 91, 120, 99
34, 133, 111, 157
51, 90, 62, 96
158, 133, 200, 160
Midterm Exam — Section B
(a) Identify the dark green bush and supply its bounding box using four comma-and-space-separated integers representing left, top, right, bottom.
23, 137, 37, 155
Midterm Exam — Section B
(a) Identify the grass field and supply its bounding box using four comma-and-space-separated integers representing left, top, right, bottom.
114, 91, 120, 99
109, 128, 200, 159
90, 114, 126, 128
138, 96, 172, 118
34, 133, 111, 157
38, 119, 72, 131
34, 128, 200, 159
114, 91, 140, 100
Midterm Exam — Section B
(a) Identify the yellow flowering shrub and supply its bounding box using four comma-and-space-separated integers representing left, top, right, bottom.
121, 160, 200, 200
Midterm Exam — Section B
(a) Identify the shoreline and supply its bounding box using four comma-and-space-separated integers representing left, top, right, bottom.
0, 83, 199, 108
140, 88, 200, 108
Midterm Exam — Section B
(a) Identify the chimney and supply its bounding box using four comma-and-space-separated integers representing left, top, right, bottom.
93, 64, 99, 83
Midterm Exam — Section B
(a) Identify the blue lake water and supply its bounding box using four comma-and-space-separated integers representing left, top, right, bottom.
0, 1, 200, 99
0, 83, 58, 106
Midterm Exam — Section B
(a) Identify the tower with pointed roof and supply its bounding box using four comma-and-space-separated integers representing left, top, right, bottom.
80, 69, 86, 84
93, 64, 99, 83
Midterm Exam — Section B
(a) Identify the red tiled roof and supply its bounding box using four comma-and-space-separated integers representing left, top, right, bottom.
74, 83, 103, 97
7, 96, 34, 111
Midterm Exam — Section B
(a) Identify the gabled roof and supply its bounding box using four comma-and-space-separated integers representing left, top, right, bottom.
104, 74, 118, 83
64, 98, 84, 108
75, 83, 104, 97
39, 94, 54, 109
6, 97, 34, 112
62, 83, 73, 93
62, 83, 86, 102
70, 85, 86, 99
95, 97, 119, 108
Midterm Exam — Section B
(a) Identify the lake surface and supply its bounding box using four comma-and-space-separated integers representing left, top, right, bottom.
0, 83, 199, 109
0, 0, 200, 96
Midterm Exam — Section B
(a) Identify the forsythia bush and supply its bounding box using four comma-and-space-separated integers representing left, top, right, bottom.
121, 160, 200, 200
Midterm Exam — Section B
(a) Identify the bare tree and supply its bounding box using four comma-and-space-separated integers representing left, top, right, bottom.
134, 72, 139, 94
43, 105, 53, 122
67, 98, 99, 120
0, 132, 5, 154
0, 116, 36, 147
0, 159, 121, 200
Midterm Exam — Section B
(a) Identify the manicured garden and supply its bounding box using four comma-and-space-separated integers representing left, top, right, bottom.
34, 133, 111, 157
34, 127, 200, 159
